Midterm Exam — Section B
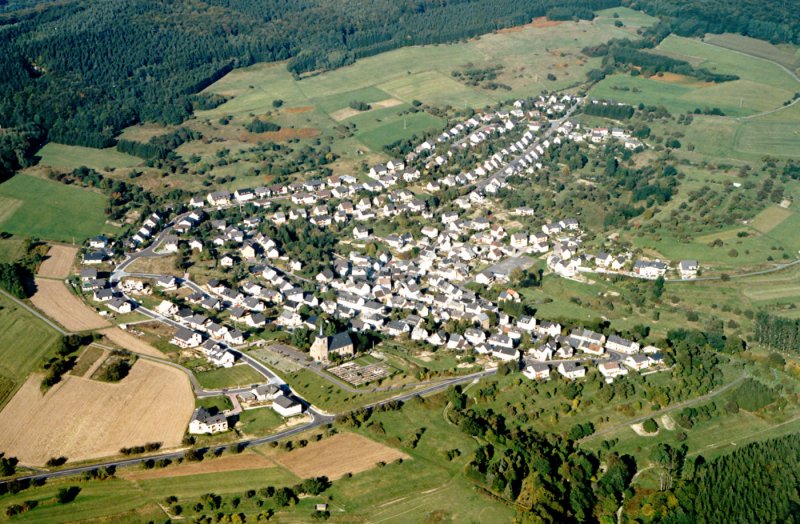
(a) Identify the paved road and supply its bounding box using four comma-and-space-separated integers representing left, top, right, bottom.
666, 258, 800, 284
1, 368, 495, 485
0, 288, 70, 336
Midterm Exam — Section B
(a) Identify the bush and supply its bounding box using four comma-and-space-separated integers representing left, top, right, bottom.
348, 100, 371, 111
56, 486, 81, 504
642, 418, 658, 433
246, 119, 281, 133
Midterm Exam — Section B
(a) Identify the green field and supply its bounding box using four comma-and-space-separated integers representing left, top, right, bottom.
194, 15, 640, 156
36, 143, 142, 171
0, 174, 112, 242
591, 35, 798, 118
194, 364, 264, 390
0, 294, 61, 408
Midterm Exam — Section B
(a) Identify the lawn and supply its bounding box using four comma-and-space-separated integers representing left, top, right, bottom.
36, 143, 142, 171
235, 407, 287, 436
0, 174, 112, 242
194, 364, 265, 390
0, 293, 61, 408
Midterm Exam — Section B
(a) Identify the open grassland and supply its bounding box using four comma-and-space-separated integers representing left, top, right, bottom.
0, 174, 111, 242
591, 35, 798, 118
30, 278, 111, 332
194, 364, 264, 390
273, 432, 409, 480
36, 143, 141, 171
0, 294, 60, 409
703, 33, 800, 73
36, 244, 77, 279
0, 359, 193, 466
194, 16, 638, 156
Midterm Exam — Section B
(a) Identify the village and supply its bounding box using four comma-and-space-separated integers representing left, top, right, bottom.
75, 93, 683, 435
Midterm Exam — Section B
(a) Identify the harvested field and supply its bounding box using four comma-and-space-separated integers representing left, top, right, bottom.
650, 72, 713, 87
497, 16, 562, 33
30, 278, 110, 331
100, 327, 167, 358
121, 451, 276, 481
329, 107, 363, 121
37, 244, 78, 279
273, 432, 408, 480
0, 359, 193, 466
284, 105, 314, 114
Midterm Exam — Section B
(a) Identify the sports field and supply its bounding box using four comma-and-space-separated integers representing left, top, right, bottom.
0, 174, 111, 242
36, 143, 142, 171
0, 359, 194, 465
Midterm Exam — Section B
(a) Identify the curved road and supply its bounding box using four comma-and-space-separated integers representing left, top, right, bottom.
1, 368, 495, 485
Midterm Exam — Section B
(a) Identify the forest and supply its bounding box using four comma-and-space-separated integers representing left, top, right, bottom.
0, 0, 619, 155
633, 433, 800, 522
754, 311, 800, 353
626, 0, 800, 44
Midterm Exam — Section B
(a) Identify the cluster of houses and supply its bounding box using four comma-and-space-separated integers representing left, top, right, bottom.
81, 235, 113, 265
82, 91, 679, 441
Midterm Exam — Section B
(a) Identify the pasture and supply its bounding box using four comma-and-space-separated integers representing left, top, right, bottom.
0, 359, 194, 465
36, 143, 141, 171
591, 35, 798, 118
0, 174, 111, 242
0, 293, 61, 409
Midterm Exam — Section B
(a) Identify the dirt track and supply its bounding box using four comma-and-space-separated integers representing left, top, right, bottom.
30, 278, 110, 331
273, 432, 408, 480
37, 245, 78, 279
0, 359, 193, 466
100, 327, 167, 358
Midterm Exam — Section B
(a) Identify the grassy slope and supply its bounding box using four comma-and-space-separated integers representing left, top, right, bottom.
36, 143, 142, 171
0, 174, 112, 242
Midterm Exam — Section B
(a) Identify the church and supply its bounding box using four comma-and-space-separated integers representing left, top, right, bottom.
310, 329, 355, 362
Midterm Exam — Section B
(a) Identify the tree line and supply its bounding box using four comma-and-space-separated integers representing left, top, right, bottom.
754, 311, 800, 352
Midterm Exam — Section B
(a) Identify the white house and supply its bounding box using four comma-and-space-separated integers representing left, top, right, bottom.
598, 361, 628, 379
558, 361, 586, 380
523, 363, 550, 380
189, 407, 228, 434
272, 394, 303, 417
605, 335, 640, 355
